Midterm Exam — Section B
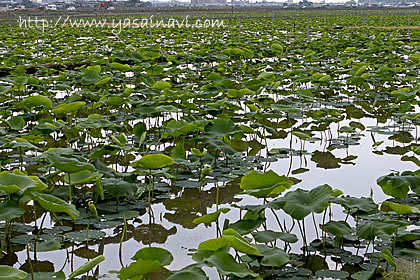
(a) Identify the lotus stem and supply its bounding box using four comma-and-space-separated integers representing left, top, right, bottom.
68, 173, 72, 203
26, 244, 34, 280
312, 212, 319, 240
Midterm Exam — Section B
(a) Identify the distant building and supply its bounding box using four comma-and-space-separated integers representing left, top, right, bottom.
191, 0, 226, 5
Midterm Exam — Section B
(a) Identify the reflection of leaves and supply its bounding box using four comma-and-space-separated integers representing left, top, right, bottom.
383, 145, 410, 155
311, 151, 340, 169
164, 181, 241, 229
402, 155, 420, 167
389, 131, 413, 143
345, 105, 365, 119
0, 252, 17, 266
132, 224, 177, 245
302, 255, 328, 273
73, 247, 101, 259
20, 260, 54, 273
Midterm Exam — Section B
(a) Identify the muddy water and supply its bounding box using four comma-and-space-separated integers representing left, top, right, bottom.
12, 116, 417, 279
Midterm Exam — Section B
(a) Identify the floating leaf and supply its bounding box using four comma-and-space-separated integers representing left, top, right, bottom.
351, 268, 375, 280
64, 229, 105, 242
29, 240, 61, 252
315, 269, 349, 279
102, 178, 137, 198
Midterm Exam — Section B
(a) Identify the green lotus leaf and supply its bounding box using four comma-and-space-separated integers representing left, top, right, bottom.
132, 247, 173, 266
29, 191, 80, 220
81, 68, 100, 85
132, 154, 174, 169
320, 220, 353, 237
222, 229, 259, 255
205, 252, 258, 278
6, 116, 26, 130
0, 85, 12, 94
111, 62, 130, 72
381, 201, 413, 215
193, 208, 229, 225
20, 95, 52, 108
205, 118, 242, 138
281, 184, 333, 220
166, 264, 207, 280
357, 222, 398, 241
0, 265, 27, 280
47, 153, 95, 174
152, 80, 171, 90
198, 237, 231, 252
255, 244, 289, 267
377, 172, 420, 199
64, 170, 100, 185
0, 170, 47, 194
381, 249, 396, 268
252, 230, 298, 244
271, 104, 302, 113
102, 178, 137, 198
0, 200, 24, 221
94, 75, 111, 86
69, 255, 104, 279
240, 170, 293, 198
118, 259, 162, 280
52, 101, 85, 114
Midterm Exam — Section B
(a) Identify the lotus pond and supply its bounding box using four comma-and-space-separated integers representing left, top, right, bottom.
0, 9, 420, 280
